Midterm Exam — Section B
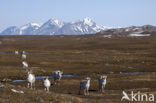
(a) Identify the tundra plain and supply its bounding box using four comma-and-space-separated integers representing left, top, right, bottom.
0, 35, 156, 103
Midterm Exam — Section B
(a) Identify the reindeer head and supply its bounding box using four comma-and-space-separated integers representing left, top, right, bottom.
85, 77, 91, 81
43, 76, 49, 80
99, 75, 107, 83
46, 76, 49, 79
100, 75, 107, 79
22, 51, 26, 54
57, 70, 63, 75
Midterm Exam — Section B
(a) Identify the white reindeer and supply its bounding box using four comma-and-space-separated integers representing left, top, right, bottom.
98, 75, 107, 93
79, 77, 91, 95
26, 70, 35, 89
22, 51, 26, 54
42, 76, 51, 92
15, 51, 19, 55
22, 54, 27, 59
53, 70, 63, 84
22, 61, 28, 68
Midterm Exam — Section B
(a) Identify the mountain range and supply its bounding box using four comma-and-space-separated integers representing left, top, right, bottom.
1, 18, 156, 36
0, 17, 109, 35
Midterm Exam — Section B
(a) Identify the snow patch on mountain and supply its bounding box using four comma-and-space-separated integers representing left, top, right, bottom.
129, 33, 151, 37
20, 23, 41, 30
81, 17, 94, 26
47, 18, 64, 27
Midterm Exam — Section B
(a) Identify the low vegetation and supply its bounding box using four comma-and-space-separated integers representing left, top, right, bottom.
0, 35, 156, 103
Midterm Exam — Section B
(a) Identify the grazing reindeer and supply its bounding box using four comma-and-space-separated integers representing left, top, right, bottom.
98, 76, 107, 93
42, 76, 51, 92
26, 70, 35, 89
53, 70, 63, 84
79, 77, 91, 95
22, 61, 28, 68
22, 54, 27, 59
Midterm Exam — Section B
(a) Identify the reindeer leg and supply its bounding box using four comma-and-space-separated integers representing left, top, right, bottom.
31, 83, 33, 89
87, 88, 89, 95
27, 83, 30, 88
84, 89, 86, 96
103, 85, 105, 93
101, 86, 103, 93
54, 82, 56, 85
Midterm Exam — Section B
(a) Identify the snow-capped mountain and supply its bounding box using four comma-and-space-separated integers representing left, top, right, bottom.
0, 18, 108, 35
34, 18, 65, 35
0, 23, 41, 35
20, 23, 42, 35
55, 17, 107, 35
0, 26, 21, 35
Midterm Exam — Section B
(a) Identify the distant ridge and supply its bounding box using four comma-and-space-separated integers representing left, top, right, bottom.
97, 25, 156, 37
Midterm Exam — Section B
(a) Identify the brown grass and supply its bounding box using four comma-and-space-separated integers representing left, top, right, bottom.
0, 35, 156, 103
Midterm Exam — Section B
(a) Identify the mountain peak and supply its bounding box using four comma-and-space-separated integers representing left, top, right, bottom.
83, 17, 92, 22
81, 17, 95, 26
47, 18, 64, 27
20, 23, 41, 30
49, 18, 59, 23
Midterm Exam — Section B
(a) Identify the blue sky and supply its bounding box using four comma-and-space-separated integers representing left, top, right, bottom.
0, 0, 155, 31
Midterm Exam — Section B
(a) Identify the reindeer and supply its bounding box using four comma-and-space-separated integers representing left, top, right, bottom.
98, 75, 107, 93
42, 76, 51, 92
22, 54, 27, 59
79, 77, 91, 95
22, 61, 28, 68
22, 51, 26, 54
53, 70, 63, 84
26, 70, 35, 89
15, 50, 19, 55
